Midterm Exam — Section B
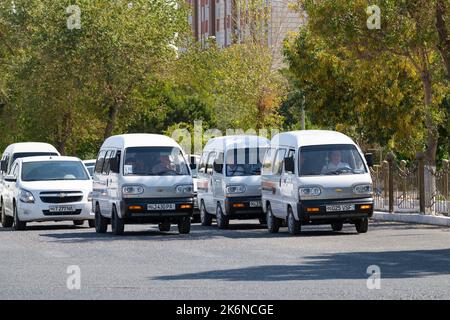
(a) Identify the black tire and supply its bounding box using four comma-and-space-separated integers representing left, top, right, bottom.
331, 222, 343, 232
200, 201, 212, 226
216, 203, 229, 229
111, 205, 125, 235
266, 204, 280, 233
94, 204, 108, 233
13, 205, 26, 231
287, 208, 301, 235
158, 222, 171, 232
73, 220, 85, 226
1, 201, 13, 228
88, 219, 95, 228
178, 216, 191, 234
355, 218, 369, 234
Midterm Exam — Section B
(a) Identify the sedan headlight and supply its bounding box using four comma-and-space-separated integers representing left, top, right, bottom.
176, 184, 193, 194
353, 184, 373, 194
122, 185, 144, 196
299, 186, 321, 197
20, 189, 35, 203
226, 185, 246, 194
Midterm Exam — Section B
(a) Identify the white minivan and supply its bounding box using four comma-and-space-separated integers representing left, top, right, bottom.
0, 142, 60, 221
197, 135, 270, 229
92, 134, 194, 235
1, 156, 94, 230
262, 130, 374, 235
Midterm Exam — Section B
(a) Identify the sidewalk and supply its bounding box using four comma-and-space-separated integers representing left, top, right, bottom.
373, 211, 450, 227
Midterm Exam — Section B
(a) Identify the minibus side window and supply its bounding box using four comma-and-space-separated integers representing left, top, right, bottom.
102, 150, 112, 175
2, 155, 10, 174
272, 149, 286, 176
262, 148, 275, 175
214, 152, 224, 174
198, 153, 208, 174
206, 152, 216, 175
94, 150, 106, 174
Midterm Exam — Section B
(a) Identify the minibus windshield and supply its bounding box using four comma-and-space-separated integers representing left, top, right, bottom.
22, 161, 89, 181
226, 147, 267, 177
299, 144, 367, 176
123, 147, 189, 176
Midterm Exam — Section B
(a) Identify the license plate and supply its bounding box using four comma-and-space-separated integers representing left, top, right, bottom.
49, 205, 75, 213
326, 204, 355, 212
250, 201, 262, 207
147, 203, 176, 211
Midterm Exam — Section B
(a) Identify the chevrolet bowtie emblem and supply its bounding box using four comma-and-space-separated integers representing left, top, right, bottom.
335, 189, 343, 193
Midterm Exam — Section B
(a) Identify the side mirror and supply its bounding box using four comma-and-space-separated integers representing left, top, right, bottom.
4, 175, 16, 182
189, 163, 197, 170
284, 156, 295, 173
0, 160, 7, 172
213, 161, 223, 173
364, 153, 374, 167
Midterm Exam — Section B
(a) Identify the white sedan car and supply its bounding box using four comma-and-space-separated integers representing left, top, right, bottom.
0, 156, 94, 230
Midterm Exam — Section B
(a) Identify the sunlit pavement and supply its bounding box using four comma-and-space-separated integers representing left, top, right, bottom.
1, 219, 449, 299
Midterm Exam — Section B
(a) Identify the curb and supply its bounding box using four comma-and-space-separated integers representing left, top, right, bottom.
372, 211, 450, 227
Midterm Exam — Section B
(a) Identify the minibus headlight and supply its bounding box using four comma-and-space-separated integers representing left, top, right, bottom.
299, 187, 321, 197
122, 185, 144, 195
176, 185, 193, 194
353, 184, 372, 194
19, 189, 35, 203
226, 185, 246, 194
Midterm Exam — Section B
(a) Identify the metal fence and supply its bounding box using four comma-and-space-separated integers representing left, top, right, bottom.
370, 152, 449, 216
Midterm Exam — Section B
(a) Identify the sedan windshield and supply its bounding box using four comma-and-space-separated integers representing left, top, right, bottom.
226, 148, 267, 177
124, 147, 189, 176
22, 161, 90, 181
299, 144, 367, 176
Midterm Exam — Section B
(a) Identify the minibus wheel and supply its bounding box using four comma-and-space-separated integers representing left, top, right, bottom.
159, 222, 171, 232
1, 201, 13, 228
266, 204, 280, 233
94, 204, 108, 233
13, 205, 26, 231
178, 216, 191, 234
216, 203, 229, 229
331, 222, 343, 232
355, 218, 369, 234
200, 201, 212, 226
287, 209, 301, 235
111, 206, 125, 235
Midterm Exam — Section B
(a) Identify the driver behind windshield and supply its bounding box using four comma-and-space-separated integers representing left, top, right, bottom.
152, 154, 177, 175
321, 150, 350, 175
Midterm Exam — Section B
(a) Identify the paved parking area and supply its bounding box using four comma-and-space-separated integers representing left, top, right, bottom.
0, 219, 449, 299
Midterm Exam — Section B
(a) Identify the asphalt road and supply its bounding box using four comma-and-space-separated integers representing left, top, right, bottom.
1, 216, 450, 300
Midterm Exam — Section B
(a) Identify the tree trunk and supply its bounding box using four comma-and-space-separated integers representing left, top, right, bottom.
104, 103, 119, 140
436, 0, 450, 78
422, 70, 438, 165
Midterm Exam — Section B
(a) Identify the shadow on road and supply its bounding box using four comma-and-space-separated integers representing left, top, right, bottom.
151, 248, 450, 282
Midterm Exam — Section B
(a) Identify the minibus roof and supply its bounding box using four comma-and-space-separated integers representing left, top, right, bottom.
3, 142, 59, 155
204, 135, 270, 152
272, 130, 356, 148
101, 134, 181, 149
20, 156, 81, 163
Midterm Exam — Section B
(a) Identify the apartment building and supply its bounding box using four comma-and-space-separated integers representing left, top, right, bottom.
187, 0, 305, 68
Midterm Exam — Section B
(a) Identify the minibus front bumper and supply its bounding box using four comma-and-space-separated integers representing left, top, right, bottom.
120, 197, 194, 223
224, 196, 264, 218
298, 197, 374, 224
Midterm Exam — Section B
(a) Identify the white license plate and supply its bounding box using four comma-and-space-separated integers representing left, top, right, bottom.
326, 204, 355, 212
250, 201, 262, 207
147, 203, 176, 211
49, 205, 75, 213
